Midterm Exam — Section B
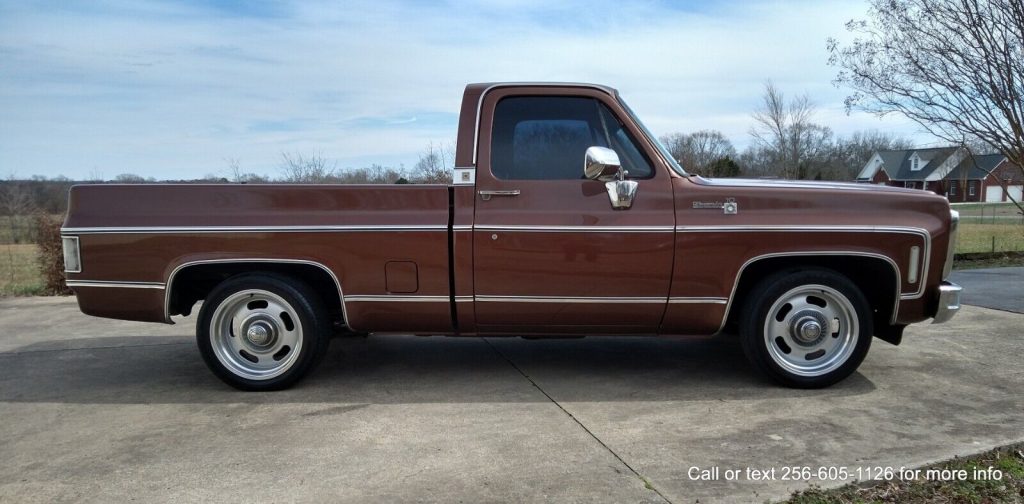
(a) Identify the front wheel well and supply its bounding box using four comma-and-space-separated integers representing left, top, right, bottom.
167, 261, 344, 325
725, 255, 899, 335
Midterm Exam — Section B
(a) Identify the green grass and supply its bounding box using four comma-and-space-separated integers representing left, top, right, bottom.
953, 202, 1024, 225
0, 215, 40, 245
0, 244, 45, 297
954, 200, 1019, 213
785, 444, 1024, 504
957, 222, 1024, 253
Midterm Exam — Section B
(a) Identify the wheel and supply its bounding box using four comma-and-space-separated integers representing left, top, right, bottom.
740, 268, 872, 388
197, 273, 330, 391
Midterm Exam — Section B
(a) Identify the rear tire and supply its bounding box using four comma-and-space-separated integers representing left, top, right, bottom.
740, 268, 872, 388
197, 273, 330, 391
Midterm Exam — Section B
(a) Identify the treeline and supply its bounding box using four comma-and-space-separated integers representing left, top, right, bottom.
0, 142, 457, 221
659, 81, 915, 180
229, 142, 455, 185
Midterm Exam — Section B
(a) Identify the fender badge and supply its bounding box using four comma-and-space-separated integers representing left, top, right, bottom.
692, 198, 739, 215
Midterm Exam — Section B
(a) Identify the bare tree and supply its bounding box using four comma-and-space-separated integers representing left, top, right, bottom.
659, 130, 737, 176
334, 164, 409, 184
749, 81, 833, 179
828, 0, 1024, 210
225, 157, 269, 184
113, 173, 149, 183
226, 157, 243, 182
280, 152, 336, 183
1, 175, 36, 244
413, 142, 454, 184
827, 130, 913, 180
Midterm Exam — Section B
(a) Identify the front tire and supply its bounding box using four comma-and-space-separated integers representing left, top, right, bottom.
197, 273, 330, 391
740, 268, 872, 388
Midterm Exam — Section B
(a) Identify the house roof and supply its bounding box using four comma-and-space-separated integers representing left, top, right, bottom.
880, 147, 959, 181
859, 147, 1008, 182
946, 153, 1005, 180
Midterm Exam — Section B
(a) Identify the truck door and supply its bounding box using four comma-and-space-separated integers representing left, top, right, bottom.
472, 87, 676, 333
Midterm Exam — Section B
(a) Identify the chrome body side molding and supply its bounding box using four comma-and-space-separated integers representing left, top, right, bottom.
475, 295, 666, 304
62, 225, 448, 234
474, 225, 675, 233
668, 297, 728, 304
345, 295, 450, 303
345, 295, 473, 303
348, 295, 728, 305
66, 280, 166, 289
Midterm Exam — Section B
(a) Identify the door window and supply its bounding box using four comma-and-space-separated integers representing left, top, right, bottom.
490, 96, 653, 180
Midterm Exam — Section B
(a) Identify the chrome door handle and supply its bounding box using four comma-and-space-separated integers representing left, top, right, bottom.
479, 190, 520, 201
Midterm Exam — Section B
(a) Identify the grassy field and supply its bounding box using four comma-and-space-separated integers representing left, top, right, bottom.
957, 222, 1024, 253
0, 244, 45, 296
786, 443, 1024, 503
0, 215, 42, 245
953, 202, 1024, 224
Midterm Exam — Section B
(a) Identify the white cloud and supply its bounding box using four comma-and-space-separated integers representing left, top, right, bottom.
0, 0, 934, 180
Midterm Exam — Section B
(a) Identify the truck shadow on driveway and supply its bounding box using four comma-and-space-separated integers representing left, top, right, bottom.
0, 334, 876, 405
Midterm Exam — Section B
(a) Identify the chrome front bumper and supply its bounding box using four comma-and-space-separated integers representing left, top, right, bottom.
931, 281, 963, 324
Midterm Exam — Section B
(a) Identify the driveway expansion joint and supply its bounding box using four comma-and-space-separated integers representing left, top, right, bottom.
481, 337, 673, 504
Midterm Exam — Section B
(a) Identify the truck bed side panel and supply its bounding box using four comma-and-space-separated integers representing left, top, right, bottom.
63, 184, 453, 332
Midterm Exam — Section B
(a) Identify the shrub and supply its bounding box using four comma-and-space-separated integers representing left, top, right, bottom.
35, 213, 71, 295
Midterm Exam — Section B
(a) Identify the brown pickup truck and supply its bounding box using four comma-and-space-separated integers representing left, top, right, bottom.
61, 82, 962, 391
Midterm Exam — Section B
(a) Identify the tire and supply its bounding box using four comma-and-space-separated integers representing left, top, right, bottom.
197, 273, 330, 391
740, 268, 872, 388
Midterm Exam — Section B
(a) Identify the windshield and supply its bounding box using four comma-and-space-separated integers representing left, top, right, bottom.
617, 95, 688, 176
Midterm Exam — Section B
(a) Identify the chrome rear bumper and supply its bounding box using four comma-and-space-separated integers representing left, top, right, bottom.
931, 281, 963, 324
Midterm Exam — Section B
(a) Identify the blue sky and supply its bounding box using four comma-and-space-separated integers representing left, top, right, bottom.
0, 0, 931, 181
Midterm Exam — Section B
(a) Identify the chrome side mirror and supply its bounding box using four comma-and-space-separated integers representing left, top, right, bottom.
584, 146, 621, 181
584, 146, 638, 210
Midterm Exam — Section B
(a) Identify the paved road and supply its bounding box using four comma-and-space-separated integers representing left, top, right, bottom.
950, 266, 1024, 314
1, 289, 1022, 503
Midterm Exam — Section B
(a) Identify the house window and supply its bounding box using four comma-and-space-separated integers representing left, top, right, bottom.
911, 157, 919, 170
968, 181, 976, 196
949, 182, 956, 196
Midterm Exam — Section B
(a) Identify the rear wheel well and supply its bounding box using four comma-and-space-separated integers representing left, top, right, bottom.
167, 262, 344, 326
726, 255, 898, 335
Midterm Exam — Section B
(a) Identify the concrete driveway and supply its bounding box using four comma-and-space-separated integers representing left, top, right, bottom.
1, 278, 1022, 503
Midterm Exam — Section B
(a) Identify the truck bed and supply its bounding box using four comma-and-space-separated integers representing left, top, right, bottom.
63, 184, 454, 331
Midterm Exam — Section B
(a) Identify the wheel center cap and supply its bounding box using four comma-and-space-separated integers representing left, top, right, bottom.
245, 323, 273, 346
790, 311, 827, 346
798, 320, 822, 341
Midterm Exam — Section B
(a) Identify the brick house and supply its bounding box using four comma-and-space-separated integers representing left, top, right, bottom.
856, 147, 1024, 202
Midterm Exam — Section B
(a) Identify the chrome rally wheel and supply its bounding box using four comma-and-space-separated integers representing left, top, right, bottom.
197, 273, 329, 391
763, 284, 858, 378
741, 268, 873, 388
209, 289, 304, 381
